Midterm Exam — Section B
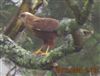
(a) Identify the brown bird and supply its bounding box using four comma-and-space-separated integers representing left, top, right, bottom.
19, 12, 59, 56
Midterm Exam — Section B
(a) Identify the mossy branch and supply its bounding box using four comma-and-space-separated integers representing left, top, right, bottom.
0, 34, 75, 70
65, 0, 81, 25
65, 0, 93, 25
65, 0, 94, 51
80, 0, 93, 25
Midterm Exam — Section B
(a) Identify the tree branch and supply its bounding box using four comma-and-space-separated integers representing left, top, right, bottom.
80, 0, 93, 25
65, 0, 81, 25
0, 34, 75, 70
65, 0, 93, 25
65, 0, 94, 51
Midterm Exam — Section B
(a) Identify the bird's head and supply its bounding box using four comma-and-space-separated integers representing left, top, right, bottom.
19, 12, 39, 25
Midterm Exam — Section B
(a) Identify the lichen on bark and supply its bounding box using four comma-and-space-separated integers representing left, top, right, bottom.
0, 34, 75, 70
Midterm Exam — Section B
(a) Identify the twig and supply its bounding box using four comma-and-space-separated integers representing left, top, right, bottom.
6, 65, 16, 76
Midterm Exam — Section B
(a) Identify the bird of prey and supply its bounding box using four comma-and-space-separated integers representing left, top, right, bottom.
19, 12, 59, 56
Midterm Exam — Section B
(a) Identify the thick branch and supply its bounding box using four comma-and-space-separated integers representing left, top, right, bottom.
65, 0, 93, 51
80, 0, 93, 25
0, 34, 75, 70
65, 0, 93, 25
65, 0, 81, 25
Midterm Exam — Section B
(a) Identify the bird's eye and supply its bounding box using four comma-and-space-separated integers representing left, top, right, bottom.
20, 14, 25, 18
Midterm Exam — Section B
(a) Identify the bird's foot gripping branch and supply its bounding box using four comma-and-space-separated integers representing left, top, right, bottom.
0, 34, 76, 70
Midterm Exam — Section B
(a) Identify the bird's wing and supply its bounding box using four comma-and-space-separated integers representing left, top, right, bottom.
32, 18, 59, 32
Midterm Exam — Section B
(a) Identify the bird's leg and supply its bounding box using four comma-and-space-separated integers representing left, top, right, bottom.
46, 46, 50, 54
33, 46, 50, 56
33, 46, 43, 55
41, 46, 50, 56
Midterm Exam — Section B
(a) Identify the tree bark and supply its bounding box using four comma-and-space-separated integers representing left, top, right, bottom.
65, 0, 94, 51
0, 34, 74, 70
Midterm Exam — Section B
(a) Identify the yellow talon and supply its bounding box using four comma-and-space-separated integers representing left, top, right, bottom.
33, 47, 42, 55
33, 46, 50, 56
45, 46, 50, 54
